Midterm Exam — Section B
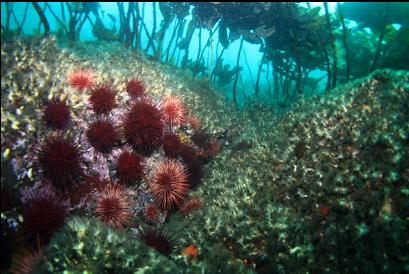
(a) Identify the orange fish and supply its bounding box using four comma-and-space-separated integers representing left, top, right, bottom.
182, 244, 199, 260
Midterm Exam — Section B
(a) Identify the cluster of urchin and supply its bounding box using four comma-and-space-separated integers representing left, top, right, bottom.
12, 67, 221, 270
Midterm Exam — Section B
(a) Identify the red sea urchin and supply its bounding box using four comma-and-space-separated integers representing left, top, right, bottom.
179, 197, 203, 216
161, 95, 185, 128
162, 132, 183, 158
149, 159, 189, 210
86, 118, 121, 154
89, 85, 117, 115
186, 160, 204, 189
140, 229, 174, 256
126, 78, 145, 98
94, 183, 134, 229
123, 100, 164, 156
42, 98, 71, 130
68, 68, 95, 92
70, 174, 110, 207
116, 150, 144, 185
197, 140, 221, 160
21, 194, 67, 246
144, 203, 160, 224
38, 136, 83, 193
179, 144, 199, 165
185, 115, 201, 130
9, 249, 42, 274
191, 130, 211, 150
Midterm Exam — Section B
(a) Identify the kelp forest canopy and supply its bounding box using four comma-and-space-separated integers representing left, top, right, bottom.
2, 2, 409, 106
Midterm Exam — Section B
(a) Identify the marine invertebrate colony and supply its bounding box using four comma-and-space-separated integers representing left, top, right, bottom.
2, 47, 219, 272
149, 159, 189, 210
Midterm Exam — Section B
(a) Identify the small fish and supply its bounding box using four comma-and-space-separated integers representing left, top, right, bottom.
182, 244, 199, 260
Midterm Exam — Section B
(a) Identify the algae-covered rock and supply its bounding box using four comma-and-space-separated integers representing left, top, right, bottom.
36, 217, 179, 273
169, 69, 409, 273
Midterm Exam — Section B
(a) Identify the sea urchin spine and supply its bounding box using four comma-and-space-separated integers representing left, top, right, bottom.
9, 249, 43, 274
185, 115, 201, 130
144, 203, 160, 224
162, 132, 183, 158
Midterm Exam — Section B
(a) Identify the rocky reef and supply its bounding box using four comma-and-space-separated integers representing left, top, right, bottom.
1, 37, 408, 273
170, 70, 409, 273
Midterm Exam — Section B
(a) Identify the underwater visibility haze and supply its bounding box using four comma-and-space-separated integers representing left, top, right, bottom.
1, 2, 409, 273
